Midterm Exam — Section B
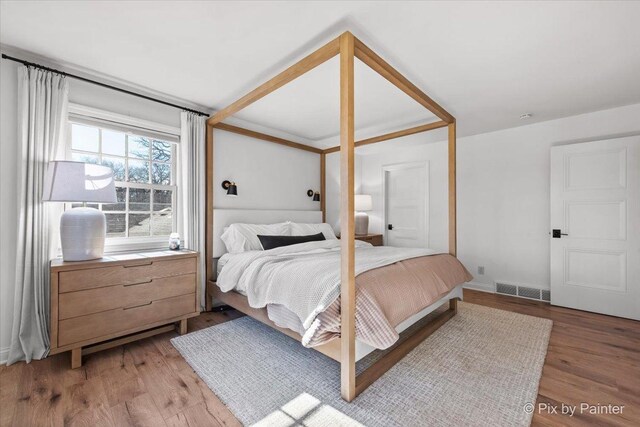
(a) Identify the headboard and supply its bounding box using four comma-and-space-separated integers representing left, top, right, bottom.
212, 209, 323, 258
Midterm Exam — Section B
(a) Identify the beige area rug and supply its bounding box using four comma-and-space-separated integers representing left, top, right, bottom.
172, 302, 552, 426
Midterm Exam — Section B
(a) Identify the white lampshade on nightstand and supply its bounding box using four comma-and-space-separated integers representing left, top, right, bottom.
43, 161, 117, 261
354, 194, 372, 236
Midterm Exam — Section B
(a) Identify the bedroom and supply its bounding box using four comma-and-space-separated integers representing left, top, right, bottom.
0, 1, 639, 426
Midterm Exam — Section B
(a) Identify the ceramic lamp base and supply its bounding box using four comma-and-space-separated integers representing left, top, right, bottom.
60, 207, 106, 261
355, 212, 369, 236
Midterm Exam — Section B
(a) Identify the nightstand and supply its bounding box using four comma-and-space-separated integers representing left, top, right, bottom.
49, 249, 200, 368
339, 234, 384, 246
356, 234, 384, 246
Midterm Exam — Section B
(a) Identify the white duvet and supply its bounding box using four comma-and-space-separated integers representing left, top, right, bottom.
216, 239, 436, 339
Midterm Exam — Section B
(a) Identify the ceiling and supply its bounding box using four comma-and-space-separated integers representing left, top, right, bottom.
2, 1, 640, 148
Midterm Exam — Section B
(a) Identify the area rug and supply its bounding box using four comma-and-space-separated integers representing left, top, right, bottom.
171, 302, 552, 426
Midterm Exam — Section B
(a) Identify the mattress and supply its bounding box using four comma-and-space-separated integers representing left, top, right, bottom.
215, 240, 472, 352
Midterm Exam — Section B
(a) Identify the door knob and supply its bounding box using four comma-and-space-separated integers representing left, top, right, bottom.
551, 229, 568, 238
388, 224, 393, 230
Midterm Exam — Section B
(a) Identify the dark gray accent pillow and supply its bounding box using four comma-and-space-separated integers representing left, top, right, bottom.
257, 232, 326, 250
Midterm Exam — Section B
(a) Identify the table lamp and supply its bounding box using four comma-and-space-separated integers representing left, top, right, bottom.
42, 161, 117, 261
354, 194, 372, 236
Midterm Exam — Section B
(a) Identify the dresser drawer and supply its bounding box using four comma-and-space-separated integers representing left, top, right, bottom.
58, 293, 195, 347
58, 257, 196, 293
58, 273, 196, 320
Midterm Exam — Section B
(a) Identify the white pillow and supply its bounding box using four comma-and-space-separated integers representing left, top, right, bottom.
290, 222, 337, 240
221, 222, 290, 253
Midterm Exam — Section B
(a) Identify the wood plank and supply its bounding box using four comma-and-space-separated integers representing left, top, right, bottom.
339, 31, 357, 403
355, 303, 456, 395
127, 339, 202, 420
448, 122, 457, 256
99, 348, 146, 407
353, 37, 454, 123
110, 393, 167, 427
323, 120, 448, 154
207, 37, 340, 126
205, 123, 214, 311
214, 122, 322, 154
320, 152, 326, 222
63, 375, 116, 426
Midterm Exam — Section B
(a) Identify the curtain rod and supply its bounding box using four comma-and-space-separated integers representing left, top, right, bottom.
1, 53, 210, 117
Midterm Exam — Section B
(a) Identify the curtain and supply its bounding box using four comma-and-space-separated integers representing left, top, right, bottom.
7, 66, 69, 365
178, 112, 206, 309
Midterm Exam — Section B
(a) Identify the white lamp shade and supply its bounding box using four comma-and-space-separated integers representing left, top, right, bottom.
42, 161, 117, 203
355, 194, 372, 211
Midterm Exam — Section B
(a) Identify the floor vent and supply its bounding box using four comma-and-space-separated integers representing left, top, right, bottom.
495, 282, 550, 303
541, 290, 551, 302
495, 283, 517, 296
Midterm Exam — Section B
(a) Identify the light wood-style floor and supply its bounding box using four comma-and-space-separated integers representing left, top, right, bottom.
1, 289, 638, 426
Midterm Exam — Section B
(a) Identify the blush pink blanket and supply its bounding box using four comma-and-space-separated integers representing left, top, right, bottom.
268, 254, 472, 349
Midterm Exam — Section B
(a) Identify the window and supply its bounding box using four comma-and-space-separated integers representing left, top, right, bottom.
67, 110, 178, 244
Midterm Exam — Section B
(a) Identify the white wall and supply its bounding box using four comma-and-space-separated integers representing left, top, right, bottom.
213, 129, 320, 211
360, 103, 640, 291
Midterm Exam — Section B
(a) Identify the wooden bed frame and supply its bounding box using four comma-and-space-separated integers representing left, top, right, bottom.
204, 31, 457, 402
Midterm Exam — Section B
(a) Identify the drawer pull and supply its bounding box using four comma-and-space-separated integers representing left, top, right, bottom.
123, 301, 152, 310
123, 261, 153, 268
123, 279, 153, 287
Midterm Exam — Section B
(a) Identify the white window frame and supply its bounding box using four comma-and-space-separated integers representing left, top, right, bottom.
66, 104, 181, 252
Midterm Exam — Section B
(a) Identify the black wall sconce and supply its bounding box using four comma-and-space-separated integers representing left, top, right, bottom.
222, 180, 238, 197
307, 189, 320, 202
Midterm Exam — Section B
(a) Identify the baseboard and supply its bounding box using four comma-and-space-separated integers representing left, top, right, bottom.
0, 346, 9, 365
463, 281, 495, 293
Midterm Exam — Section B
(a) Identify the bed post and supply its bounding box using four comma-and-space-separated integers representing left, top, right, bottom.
339, 31, 356, 403
448, 122, 458, 313
448, 121, 456, 257
205, 123, 214, 312
320, 153, 326, 222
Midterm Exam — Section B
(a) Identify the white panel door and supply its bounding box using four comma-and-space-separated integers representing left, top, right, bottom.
384, 162, 428, 248
550, 136, 639, 320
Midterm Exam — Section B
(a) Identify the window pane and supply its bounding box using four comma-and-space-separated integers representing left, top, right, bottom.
151, 212, 172, 236
152, 140, 172, 163
128, 159, 149, 183
71, 124, 99, 152
102, 129, 126, 156
103, 187, 126, 211
72, 152, 99, 164
153, 189, 172, 212
151, 163, 171, 185
128, 214, 150, 236
128, 136, 150, 159
105, 213, 126, 237
101, 156, 126, 182
129, 188, 150, 211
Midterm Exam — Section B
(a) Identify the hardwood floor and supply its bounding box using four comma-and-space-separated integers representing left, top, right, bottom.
1, 289, 638, 426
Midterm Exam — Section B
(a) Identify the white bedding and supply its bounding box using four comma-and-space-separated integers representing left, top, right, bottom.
216, 239, 437, 343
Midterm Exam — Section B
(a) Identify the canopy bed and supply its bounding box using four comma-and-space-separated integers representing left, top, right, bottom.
204, 31, 462, 402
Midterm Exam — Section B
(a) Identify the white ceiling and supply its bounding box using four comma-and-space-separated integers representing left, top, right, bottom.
2, 1, 640, 148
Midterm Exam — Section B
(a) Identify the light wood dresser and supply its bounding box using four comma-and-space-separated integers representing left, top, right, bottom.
49, 250, 200, 368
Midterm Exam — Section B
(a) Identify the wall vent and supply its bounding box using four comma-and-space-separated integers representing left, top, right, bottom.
495, 281, 549, 303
